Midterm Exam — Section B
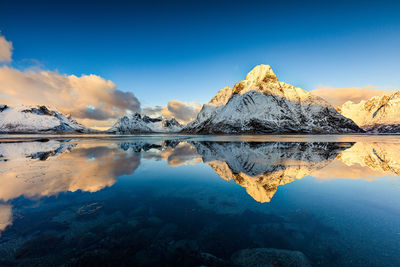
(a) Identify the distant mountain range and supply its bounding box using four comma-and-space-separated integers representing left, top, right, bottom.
0, 104, 93, 133
1, 64, 399, 134
338, 91, 400, 133
107, 113, 182, 134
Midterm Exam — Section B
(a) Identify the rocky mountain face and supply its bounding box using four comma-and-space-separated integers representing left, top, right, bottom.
338, 91, 400, 133
192, 141, 352, 202
0, 104, 93, 133
183, 65, 362, 134
107, 113, 182, 134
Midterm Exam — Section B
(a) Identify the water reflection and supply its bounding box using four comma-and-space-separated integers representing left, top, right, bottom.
0, 204, 12, 234
121, 141, 201, 167
1, 139, 399, 205
193, 142, 354, 202
0, 140, 139, 201
0, 137, 399, 266
339, 142, 400, 176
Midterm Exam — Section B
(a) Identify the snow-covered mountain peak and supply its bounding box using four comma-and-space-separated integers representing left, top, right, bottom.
208, 86, 233, 106
230, 65, 314, 104
338, 90, 400, 132
0, 104, 93, 133
108, 113, 182, 134
232, 64, 281, 95
244, 64, 277, 83
183, 64, 361, 134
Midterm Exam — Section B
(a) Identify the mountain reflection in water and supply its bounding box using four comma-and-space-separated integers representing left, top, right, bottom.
0, 136, 399, 266
193, 141, 353, 203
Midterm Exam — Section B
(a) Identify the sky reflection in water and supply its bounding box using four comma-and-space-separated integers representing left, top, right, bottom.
0, 135, 399, 266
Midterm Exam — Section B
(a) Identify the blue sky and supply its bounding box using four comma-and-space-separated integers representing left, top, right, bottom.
1, 0, 399, 107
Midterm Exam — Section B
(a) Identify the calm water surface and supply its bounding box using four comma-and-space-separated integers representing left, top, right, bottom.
0, 135, 399, 266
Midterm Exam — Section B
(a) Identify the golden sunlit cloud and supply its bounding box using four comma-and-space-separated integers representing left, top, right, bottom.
0, 34, 12, 62
0, 32, 141, 129
310, 86, 389, 106
143, 100, 202, 124
0, 66, 141, 128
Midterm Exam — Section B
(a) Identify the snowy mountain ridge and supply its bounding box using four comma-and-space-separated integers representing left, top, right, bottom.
107, 113, 182, 134
0, 104, 93, 133
338, 91, 400, 132
183, 65, 362, 134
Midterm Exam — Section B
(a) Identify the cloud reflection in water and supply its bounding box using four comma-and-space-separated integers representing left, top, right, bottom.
0, 137, 400, 235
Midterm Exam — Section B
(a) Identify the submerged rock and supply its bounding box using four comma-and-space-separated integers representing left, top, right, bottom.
231, 248, 312, 267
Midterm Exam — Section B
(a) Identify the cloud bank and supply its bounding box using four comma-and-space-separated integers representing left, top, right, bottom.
311, 86, 389, 106
0, 32, 141, 129
144, 100, 201, 124
0, 34, 12, 62
0, 66, 141, 129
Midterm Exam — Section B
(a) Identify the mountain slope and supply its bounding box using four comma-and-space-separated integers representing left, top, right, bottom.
0, 104, 93, 133
107, 113, 182, 134
183, 65, 361, 134
338, 91, 400, 132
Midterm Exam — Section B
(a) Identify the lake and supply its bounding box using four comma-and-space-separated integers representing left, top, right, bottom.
0, 134, 399, 266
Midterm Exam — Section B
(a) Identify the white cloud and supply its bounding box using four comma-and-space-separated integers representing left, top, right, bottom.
0, 34, 12, 62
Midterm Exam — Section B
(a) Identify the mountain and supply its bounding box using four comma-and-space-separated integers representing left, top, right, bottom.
183, 65, 362, 134
192, 141, 352, 202
338, 91, 400, 133
0, 104, 93, 133
107, 113, 182, 134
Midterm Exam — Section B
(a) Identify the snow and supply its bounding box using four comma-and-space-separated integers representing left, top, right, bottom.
184, 65, 361, 134
107, 113, 182, 134
209, 86, 233, 106
338, 91, 400, 132
0, 104, 92, 133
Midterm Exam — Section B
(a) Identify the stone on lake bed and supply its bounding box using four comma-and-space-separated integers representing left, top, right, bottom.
231, 248, 311, 267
